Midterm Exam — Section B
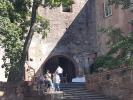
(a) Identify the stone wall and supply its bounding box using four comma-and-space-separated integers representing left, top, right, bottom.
86, 67, 133, 100
96, 0, 133, 55
27, 0, 133, 80
27, 0, 98, 79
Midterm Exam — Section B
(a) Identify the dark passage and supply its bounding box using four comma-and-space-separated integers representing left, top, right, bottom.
43, 56, 76, 82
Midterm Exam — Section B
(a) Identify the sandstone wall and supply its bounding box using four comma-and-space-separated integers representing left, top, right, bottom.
86, 67, 133, 100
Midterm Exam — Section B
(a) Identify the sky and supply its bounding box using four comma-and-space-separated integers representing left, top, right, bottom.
0, 48, 7, 82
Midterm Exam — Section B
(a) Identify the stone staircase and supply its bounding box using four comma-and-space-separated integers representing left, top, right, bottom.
24, 82, 110, 100
60, 82, 109, 100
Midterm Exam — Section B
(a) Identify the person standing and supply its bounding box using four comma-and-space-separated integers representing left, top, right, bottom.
37, 74, 44, 95
89, 52, 97, 74
45, 71, 54, 93
53, 72, 61, 91
46, 70, 51, 78
56, 66, 63, 77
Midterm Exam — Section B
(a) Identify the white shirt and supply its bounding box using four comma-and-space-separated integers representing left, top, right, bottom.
56, 67, 63, 74
53, 74, 61, 83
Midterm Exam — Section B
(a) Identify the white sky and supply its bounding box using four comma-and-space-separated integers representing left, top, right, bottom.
0, 48, 7, 82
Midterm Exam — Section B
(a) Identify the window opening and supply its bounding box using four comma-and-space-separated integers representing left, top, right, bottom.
104, 0, 112, 17
62, 4, 72, 12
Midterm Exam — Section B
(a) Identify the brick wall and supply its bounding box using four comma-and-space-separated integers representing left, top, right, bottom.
96, 0, 133, 55
86, 67, 133, 100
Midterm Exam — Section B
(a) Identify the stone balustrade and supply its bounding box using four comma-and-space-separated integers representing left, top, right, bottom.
86, 67, 133, 100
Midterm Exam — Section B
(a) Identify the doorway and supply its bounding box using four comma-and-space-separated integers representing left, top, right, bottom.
43, 55, 76, 82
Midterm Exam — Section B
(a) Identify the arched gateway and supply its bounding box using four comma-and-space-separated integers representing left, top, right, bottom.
42, 55, 77, 82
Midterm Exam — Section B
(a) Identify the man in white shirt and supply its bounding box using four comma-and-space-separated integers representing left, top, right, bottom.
53, 72, 61, 91
56, 66, 63, 74
56, 66, 63, 77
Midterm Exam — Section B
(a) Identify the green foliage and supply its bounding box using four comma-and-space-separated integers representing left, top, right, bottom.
95, 0, 133, 71
35, 15, 50, 38
94, 55, 123, 72
100, 26, 125, 46
0, 0, 14, 18
95, 26, 133, 72
12, 0, 32, 20
0, 16, 22, 79
109, 0, 131, 8
0, 0, 73, 82
43, 0, 74, 8
95, 0, 133, 72
0, 0, 45, 81
0, 0, 23, 80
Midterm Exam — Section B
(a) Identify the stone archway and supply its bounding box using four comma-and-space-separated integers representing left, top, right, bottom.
42, 55, 77, 82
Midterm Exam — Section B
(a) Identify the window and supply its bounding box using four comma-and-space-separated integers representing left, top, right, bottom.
104, 0, 112, 17
62, 4, 72, 12
106, 74, 111, 80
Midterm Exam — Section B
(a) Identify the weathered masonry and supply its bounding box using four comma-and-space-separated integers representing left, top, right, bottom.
25, 0, 133, 82
25, 0, 98, 82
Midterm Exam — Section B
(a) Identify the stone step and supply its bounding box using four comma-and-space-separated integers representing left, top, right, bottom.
62, 89, 105, 97
63, 92, 106, 97
64, 90, 104, 95
61, 87, 86, 91
60, 82, 85, 87
29, 82, 109, 100
63, 93, 105, 97
60, 83, 109, 100
61, 85, 85, 88
62, 96, 107, 100
63, 94, 107, 99
63, 90, 93, 93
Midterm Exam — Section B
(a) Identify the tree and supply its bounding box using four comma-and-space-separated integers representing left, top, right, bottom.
0, 0, 74, 82
94, 27, 133, 72
0, 0, 24, 81
20, 0, 74, 81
